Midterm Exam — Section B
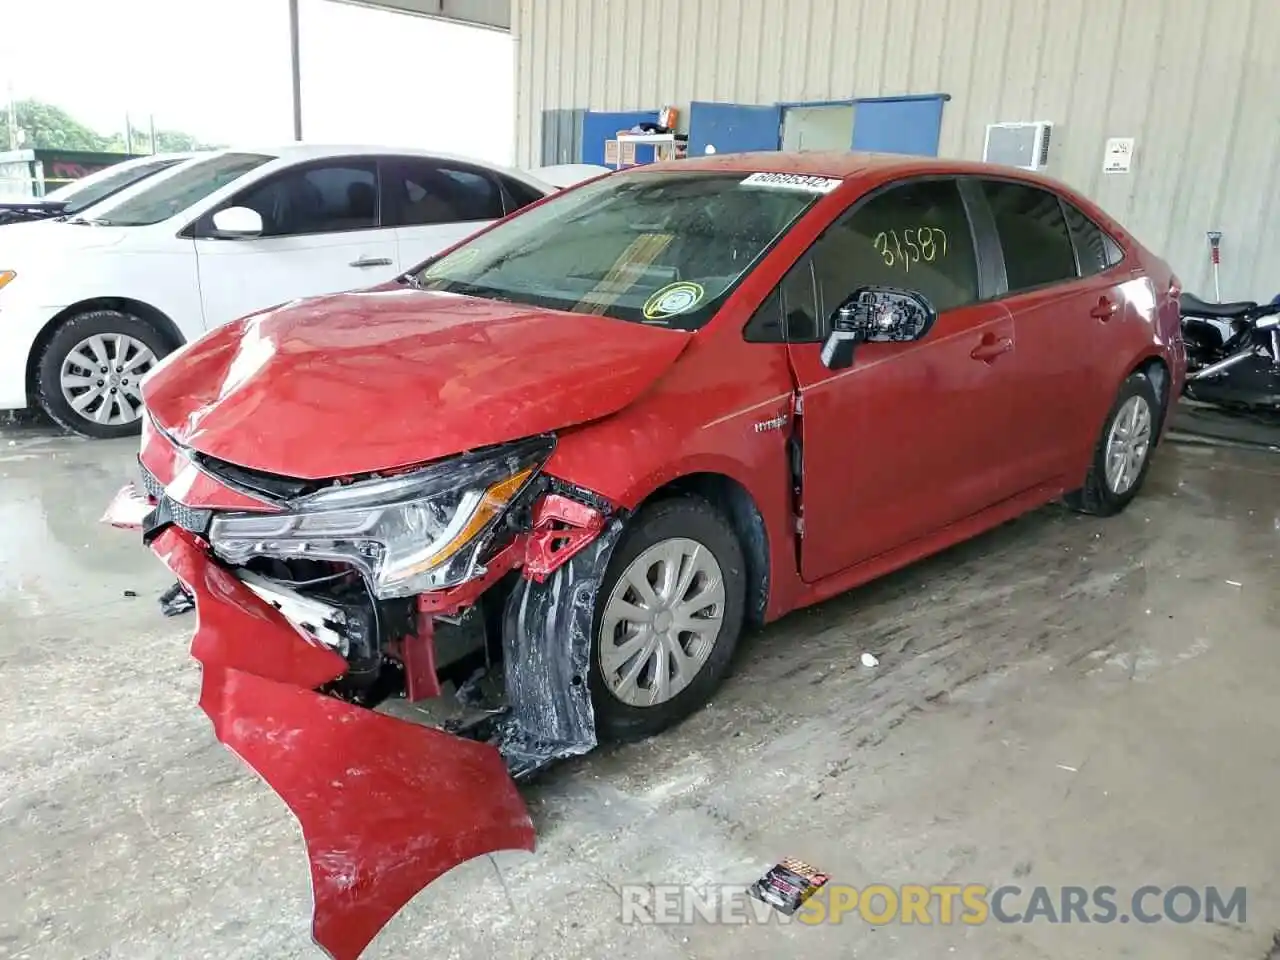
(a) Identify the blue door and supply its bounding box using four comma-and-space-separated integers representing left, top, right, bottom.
687, 102, 782, 158
851, 95, 948, 156
580, 110, 660, 166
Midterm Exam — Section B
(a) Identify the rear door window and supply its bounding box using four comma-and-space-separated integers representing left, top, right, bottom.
981, 180, 1079, 292
386, 158, 506, 226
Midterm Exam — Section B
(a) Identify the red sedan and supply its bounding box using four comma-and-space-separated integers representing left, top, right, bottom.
112, 152, 1186, 958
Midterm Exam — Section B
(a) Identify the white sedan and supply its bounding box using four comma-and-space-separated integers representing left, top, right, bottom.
0, 144, 601, 438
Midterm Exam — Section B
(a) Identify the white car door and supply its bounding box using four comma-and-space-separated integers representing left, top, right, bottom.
193, 157, 401, 330
382, 157, 523, 270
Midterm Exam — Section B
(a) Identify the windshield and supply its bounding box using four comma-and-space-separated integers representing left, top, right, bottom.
413, 170, 831, 329
47, 158, 183, 213
90, 152, 274, 227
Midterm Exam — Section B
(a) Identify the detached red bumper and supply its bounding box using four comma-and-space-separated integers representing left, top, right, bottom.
151, 527, 535, 960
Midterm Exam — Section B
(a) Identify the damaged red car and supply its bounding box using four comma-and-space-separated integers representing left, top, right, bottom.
111, 153, 1186, 958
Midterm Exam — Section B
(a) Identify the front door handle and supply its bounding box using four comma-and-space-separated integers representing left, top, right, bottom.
1090, 296, 1118, 321
970, 335, 1014, 363
350, 257, 393, 268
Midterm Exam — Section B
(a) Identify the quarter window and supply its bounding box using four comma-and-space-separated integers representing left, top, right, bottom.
1062, 200, 1123, 276
387, 159, 505, 226
742, 260, 818, 343
743, 290, 785, 342
501, 175, 548, 213
982, 181, 1078, 291
780, 259, 821, 341
233, 161, 379, 237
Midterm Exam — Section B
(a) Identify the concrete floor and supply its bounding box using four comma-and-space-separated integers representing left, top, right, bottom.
1, 419, 1278, 960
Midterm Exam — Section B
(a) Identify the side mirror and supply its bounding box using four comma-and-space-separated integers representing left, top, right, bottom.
211, 206, 264, 239
820, 286, 938, 370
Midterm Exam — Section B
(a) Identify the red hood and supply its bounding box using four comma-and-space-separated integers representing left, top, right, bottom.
143, 288, 690, 479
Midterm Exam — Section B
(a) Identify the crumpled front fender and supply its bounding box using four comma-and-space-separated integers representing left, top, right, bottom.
153, 529, 535, 960
498, 513, 625, 777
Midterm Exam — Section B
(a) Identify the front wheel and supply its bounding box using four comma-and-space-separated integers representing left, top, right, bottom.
36, 309, 170, 439
589, 497, 746, 741
1065, 371, 1160, 516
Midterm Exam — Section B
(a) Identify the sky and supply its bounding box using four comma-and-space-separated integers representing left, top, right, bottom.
0, 0, 515, 164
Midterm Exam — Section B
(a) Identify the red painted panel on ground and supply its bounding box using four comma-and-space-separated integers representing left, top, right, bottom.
150, 527, 535, 958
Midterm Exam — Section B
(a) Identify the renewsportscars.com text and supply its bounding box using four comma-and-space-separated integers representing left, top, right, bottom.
620, 883, 1246, 926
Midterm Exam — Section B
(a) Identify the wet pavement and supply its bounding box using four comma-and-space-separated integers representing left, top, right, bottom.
1, 418, 1278, 959
1169, 401, 1280, 454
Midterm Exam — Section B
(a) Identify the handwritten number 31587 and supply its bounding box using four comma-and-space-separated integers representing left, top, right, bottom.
873, 228, 948, 272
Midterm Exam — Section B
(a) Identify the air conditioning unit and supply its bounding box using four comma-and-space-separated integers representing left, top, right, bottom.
983, 121, 1053, 171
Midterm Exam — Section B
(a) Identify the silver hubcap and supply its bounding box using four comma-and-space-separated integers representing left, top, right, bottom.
1104, 395, 1152, 495
599, 538, 725, 708
60, 333, 155, 426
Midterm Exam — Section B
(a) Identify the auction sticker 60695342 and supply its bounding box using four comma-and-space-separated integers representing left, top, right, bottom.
740, 172, 843, 193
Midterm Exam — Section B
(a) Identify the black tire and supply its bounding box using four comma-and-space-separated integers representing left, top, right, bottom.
1065, 371, 1161, 517
589, 496, 746, 741
36, 309, 172, 439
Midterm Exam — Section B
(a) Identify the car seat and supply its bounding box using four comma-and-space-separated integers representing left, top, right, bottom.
346, 181, 376, 221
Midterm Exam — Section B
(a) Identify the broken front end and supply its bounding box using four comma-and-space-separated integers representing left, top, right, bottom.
108, 420, 622, 960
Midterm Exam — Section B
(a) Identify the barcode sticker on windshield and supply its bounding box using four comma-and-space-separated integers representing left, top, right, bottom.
740, 172, 843, 194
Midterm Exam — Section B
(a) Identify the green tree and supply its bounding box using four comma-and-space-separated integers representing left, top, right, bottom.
2, 98, 219, 154
153, 129, 207, 151
103, 126, 220, 153
0, 99, 109, 151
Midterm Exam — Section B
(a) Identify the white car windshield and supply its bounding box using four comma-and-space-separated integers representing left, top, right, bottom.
90, 153, 274, 227
46, 158, 184, 214
412, 170, 830, 330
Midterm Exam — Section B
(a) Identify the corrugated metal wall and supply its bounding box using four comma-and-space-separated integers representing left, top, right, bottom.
513, 0, 1280, 300
540, 108, 587, 165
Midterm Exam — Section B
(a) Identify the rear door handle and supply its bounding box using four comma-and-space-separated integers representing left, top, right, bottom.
1090, 297, 1118, 321
970, 336, 1014, 363
350, 257, 393, 268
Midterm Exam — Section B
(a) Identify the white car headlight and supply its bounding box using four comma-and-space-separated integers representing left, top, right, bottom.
208, 438, 552, 597
0, 270, 16, 292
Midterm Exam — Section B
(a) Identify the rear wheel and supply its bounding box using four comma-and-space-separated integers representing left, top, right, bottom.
589, 497, 746, 741
1065, 371, 1160, 516
36, 309, 170, 439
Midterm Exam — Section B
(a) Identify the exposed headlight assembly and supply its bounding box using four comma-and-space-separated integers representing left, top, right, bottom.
208, 437, 554, 598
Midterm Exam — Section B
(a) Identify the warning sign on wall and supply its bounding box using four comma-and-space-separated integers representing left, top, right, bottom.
1103, 137, 1135, 174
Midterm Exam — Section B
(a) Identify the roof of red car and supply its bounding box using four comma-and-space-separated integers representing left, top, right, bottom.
614, 150, 1133, 253
632, 150, 1065, 190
